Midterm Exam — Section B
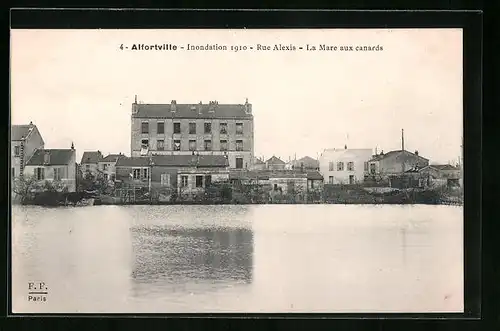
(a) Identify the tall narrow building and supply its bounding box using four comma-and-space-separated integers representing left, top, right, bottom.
131, 98, 254, 169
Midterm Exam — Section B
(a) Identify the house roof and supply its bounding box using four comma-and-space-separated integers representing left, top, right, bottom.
100, 154, 124, 162
116, 155, 228, 168
306, 171, 324, 180
266, 156, 285, 165
81, 151, 103, 164
293, 156, 319, 168
11, 124, 40, 142
153, 155, 228, 167
115, 157, 150, 167
368, 150, 429, 162
26, 149, 75, 166
133, 102, 253, 120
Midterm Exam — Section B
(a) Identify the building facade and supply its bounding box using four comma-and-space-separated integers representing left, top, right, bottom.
265, 156, 286, 171
98, 153, 124, 184
80, 151, 103, 177
319, 147, 373, 185
115, 154, 229, 193
11, 122, 45, 181
130, 98, 254, 170
365, 150, 429, 180
24, 145, 77, 192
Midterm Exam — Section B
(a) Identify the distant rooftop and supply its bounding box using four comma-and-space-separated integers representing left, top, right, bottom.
116, 155, 228, 168
26, 149, 74, 166
101, 154, 124, 162
81, 151, 103, 164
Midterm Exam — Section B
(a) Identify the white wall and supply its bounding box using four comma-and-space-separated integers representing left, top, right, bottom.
319, 148, 372, 184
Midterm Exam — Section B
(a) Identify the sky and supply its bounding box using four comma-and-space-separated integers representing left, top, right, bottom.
11, 29, 463, 165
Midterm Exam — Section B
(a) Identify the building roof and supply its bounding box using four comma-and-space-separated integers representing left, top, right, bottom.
293, 156, 319, 168
306, 171, 324, 180
80, 151, 103, 164
100, 154, 124, 162
115, 157, 151, 167
266, 156, 285, 165
116, 155, 228, 168
11, 124, 41, 142
154, 155, 228, 167
368, 150, 429, 162
26, 149, 75, 166
133, 101, 253, 120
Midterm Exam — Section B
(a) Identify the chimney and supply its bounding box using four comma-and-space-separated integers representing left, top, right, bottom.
415, 150, 419, 156
132, 96, 138, 114
43, 151, 50, 164
209, 101, 216, 113
71, 142, 74, 150
401, 129, 405, 151
170, 100, 177, 112
29, 121, 33, 126
344, 144, 347, 150
198, 101, 203, 114
244, 98, 252, 114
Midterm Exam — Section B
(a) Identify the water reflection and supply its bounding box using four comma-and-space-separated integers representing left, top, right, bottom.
131, 226, 253, 290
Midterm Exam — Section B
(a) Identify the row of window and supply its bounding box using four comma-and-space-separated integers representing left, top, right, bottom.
130, 169, 211, 188
33, 167, 65, 181
140, 139, 245, 151
327, 162, 373, 172
142, 122, 244, 135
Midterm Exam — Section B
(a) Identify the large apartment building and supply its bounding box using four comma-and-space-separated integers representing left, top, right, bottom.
131, 97, 254, 169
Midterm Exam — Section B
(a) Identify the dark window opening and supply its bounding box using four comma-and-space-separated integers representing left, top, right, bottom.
173, 123, 181, 134
204, 140, 212, 151
189, 123, 197, 134
204, 123, 212, 134
236, 140, 243, 151
236, 123, 243, 135
157, 122, 165, 134
220, 140, 228, 151
236, 157, 243, 169
220, 123, 227, 134
141, 122, 149, 134
189, 140, 197, 151
195, 175, 203, 188
157, 140, 165, 151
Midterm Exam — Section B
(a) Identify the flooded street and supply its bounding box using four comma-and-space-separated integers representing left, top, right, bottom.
11, 204, 463, 313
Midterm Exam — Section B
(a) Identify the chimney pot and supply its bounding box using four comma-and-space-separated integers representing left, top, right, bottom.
415, 150, 419, 156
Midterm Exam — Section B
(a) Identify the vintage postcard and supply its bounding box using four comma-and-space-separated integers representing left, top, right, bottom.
10, 28, 463, 313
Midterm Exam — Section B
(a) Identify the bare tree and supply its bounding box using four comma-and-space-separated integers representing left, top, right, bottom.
12, 176, 39, 204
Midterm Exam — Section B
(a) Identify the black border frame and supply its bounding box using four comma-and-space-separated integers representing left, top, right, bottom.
5, 7, 484, 329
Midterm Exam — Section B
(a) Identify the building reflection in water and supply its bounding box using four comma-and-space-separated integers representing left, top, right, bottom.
130, 226, 254, 288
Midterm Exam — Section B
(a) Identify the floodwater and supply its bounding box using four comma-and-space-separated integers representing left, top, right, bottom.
11, 204, 463, 313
